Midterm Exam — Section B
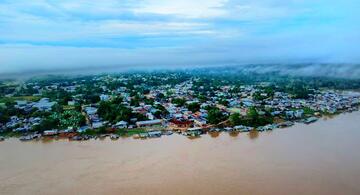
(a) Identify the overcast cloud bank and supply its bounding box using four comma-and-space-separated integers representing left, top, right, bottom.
0, 0, 359, 75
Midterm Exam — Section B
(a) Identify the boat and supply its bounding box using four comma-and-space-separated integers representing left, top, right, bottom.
110, 134, 120, 140
82, 135, 92, 140
234, 125, 252, 132
187, 131, 201, 137
139, 133, 149, 139
278, 121, 295, 128
148, 130, 162, 138
257, 126, 266, 132
265, 124, 278, 131
223, 127, 234, 132
304, 117, 318, 124
70, 136, 83, 141
184, 127, 202, 137
162, 131, 173, 136
209, 128, 221, 132
19, 135, 34, 141
99, 134, 108, 139
32, 133, 42, 139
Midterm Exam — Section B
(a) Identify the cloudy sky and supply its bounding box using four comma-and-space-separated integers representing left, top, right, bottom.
0, 0, 359, 74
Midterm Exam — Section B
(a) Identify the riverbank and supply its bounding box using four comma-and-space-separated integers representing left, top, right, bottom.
1, 108, 358, 142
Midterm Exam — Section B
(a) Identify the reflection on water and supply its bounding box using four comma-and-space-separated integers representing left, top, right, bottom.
40, 137, 55, 144
209, 132, 220, 138
229, 131, 239, 137
1, 112, 360, 195
248, 130, 259, 140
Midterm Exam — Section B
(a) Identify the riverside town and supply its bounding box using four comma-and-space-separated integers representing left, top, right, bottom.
1, 67, 359, 142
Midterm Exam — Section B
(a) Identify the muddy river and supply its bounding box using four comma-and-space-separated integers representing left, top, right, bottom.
1, 112, 360, 195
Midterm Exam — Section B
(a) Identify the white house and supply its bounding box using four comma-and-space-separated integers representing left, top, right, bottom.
100, 94, 110, 101
115, 121, 128, 128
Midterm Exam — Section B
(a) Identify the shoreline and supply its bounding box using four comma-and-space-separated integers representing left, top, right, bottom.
1, 110, 358, 143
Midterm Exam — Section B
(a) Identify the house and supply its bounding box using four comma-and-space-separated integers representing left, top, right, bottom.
285, 111, 295, 119
169, 119, 192, 129
294, 110, 304, 118
114, 121, 128, 128
92, 122, 104, 129
242, 98, 254, 107
100, 94, 110, 101
286, 110, 304, 119
43, 130, 58, 136
136, 119, 163, 128
15, 100, 27, 108
84, 107, 97, 115
193, 118, 207, 126
77, 126, 90, 133
146, 112, 155, 120
33, 98, 56, 111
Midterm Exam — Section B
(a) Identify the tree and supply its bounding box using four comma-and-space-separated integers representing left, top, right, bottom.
84, 94, 100, 104
98, 101, 133, 123
228, 107, 273, 127
253, 92, 267, 101
157, 93, 165, 99
187, 102, 200, 113
207, 108, 226, 124
229, 113, 242, 126
245, 107, 273, 127
130, 95, 140, 107
52, 103, 63, 113
155, 104, 169, 117
248, 107, 259, 119
143, 89, 150, 94
112, 96, 123, 104
32, 117, 59, 132
172, 98, 186, 106
0, 112, 9, 124
218, 99, 229, 106
57, 110, 86, 128
144, 98, 154, 105
74, 104, 82, 112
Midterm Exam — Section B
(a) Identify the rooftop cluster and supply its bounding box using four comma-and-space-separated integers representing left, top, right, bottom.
0, 69, 359, 141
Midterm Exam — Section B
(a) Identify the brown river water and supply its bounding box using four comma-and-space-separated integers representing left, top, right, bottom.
1, 111, 360, 195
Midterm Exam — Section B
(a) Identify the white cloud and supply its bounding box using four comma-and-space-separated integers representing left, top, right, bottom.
133, 0, 228, 18
97, 21, 211, 36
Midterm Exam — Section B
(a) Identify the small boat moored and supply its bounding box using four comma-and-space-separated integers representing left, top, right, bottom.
303, 117, 318, 124
234, 125, 252, 132
70, 135, 83, 141
278, 121, 295, 128
223, 127, 234, 132
148, 130, 162, 138
19, 133, 41, 141
184, 127, 202, 137
139, 133, 149, 139
19, 135, 34, 141
110, 134, 120, 140
162, 130, 173, 136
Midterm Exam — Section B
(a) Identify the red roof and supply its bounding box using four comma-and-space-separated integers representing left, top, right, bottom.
170, 119, 192, 125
